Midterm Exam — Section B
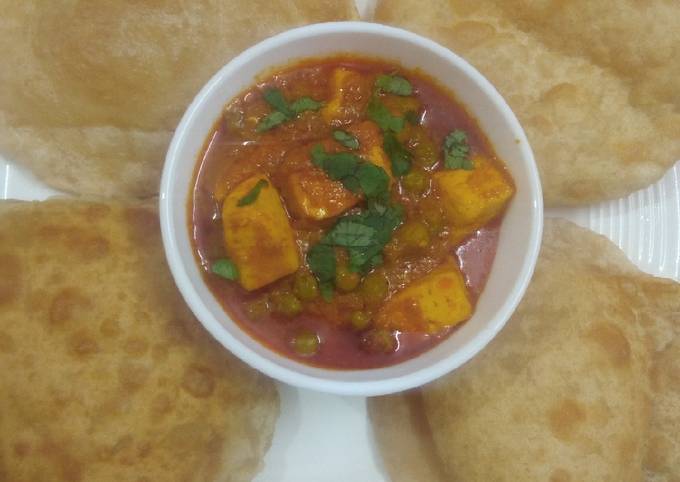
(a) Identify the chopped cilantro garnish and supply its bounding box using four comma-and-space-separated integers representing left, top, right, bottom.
356, 162, 390, 198
307, 200, 403, 293
307, 244, 336, 298
319, 281, 334, 302
237, 179, 268, 206
375, 74, 413, 96
324, 221, 377, 248
263, 88, 293, 117
306, 142, 404, 295
290, 97, 323, 114
331, 202, 403, 273
383, 131, 412, 176
311, 146, 360, 182
311, 145, 389, 198
256, 88, 323, 132
255, 111, 288, 132
211, 258, 239, 280
332, 130, 360, 150
367, 95, 405, 133
444, 129, 473, 170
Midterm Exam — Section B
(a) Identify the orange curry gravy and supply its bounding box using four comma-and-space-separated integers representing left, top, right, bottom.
190, 56, 513, 369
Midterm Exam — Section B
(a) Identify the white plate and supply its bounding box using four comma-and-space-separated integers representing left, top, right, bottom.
1, 0, 678, 477
2, 150, 679, 482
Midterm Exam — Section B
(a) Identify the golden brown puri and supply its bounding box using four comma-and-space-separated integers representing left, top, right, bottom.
370, 218, 680, 482
0, 200, 279, 482
368, 392, 447, 482
374, 0, 680, 207
0, 0, 358, 198
645, 337, 680, 482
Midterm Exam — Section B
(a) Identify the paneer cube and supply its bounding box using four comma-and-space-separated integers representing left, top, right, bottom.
277, 142, 360, 220
321, 68, 371, 125
434, 156, 514, 230
278, 129, 393, 221
222, 175, 299, 290
376, 262, 472, 333
347, 121, 393, 182
280, 169, 360, 220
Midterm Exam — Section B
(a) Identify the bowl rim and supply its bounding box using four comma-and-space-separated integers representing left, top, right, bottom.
160, 21, 543, 396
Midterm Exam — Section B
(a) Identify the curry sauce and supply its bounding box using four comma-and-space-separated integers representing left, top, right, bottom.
190, 56, 514, 369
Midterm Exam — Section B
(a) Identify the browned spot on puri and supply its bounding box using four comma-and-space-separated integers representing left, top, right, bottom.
39, 439, 83, 482
49, 288, 92, 326
13, 441, 31, 457
73, 234, 110, 260
0, 254, 22, 306
0, 331, 16, 353
69, 330, 100, 357
125, 207, 159, 243
550, 468, 573, 482
182, 365, 216, 398
151, 393, 174, 420
123, 336, 149, 357
100, 318, 121, 338
118, 361, 150, 392
618, 437, 638, 465
548, 398, 587, 441
587, 323, 632, 368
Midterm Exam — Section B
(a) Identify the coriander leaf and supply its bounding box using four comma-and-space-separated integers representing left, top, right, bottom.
311, 145, 360, 178
333, 130, 360, 150
367, 95, 405, 133
290, 97, 323, 114
320, 152, 361, 181
348, 244, 383, 273
375, 74, 413, 96
368, 199, 387, 215
322, 202, 403, 274
324, 220, 377, 248
237, 179, 268, 206
259, 89, 322, 132
443, 129, 473, 170
319, 281, 334, 302
342, 175, 361, 194
211, 258, 239, 280
263, 88, 293, 117
310, 144, 326, 168
356, 162, 390, 198
256, 111, 288, 132
307, 244, 336, 284
383, 131, 412, 176
311, 146, 391, 198
368, 253, 383, 269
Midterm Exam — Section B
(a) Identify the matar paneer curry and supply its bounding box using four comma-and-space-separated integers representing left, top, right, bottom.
190, 56, 514, 369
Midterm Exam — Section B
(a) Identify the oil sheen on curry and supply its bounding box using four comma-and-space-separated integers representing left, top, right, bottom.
190, 56, 515, 369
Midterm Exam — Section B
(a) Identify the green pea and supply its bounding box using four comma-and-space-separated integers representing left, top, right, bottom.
350, 310, 372, 331
271, 291, 302, 317
360, 271, 389, 306
401, 127, 437, 168
291, 330, 320, 356
401, 169, 429, 194
293, 270, 319, 301
360, 328, 398, 354
335, 265, 361, 292
397, 221, 430, 252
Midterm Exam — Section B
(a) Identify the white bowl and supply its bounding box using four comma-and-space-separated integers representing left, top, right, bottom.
160, 22, 543, 396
